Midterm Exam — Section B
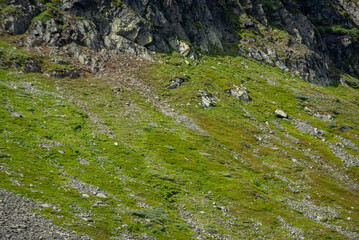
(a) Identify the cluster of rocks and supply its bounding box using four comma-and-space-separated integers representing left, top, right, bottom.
294, 118, 325, 139
327, 141, 359, 167
286, 198, 358, 239
166, 77, 187, 90
199, 90, 218, 109
49, 68, 79, 79
293, 118, 359, 167
0, 44, 79, 79
278, 216, 305, 240
0, 45, 41, 73
225, 85, 250, 102
67, 179, 109, 198
167, 82, 251, 108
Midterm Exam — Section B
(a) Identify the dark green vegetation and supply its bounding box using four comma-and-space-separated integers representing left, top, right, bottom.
318, 24, 359, 37
0, 35, 359, 239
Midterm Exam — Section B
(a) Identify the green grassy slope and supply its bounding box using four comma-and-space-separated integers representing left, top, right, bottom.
0, 38, 358, 239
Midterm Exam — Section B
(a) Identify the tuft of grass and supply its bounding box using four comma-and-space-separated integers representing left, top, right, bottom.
129, 206, 169, 223
318, 24, 359, 37
111, 0, 123, 7
32, 10, 53, 23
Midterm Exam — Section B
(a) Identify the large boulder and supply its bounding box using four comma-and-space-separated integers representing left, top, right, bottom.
167, 77, 186, 90
275, 109, 288, 119
225, 85, 250, 102
199, 90, 217, 108
111, 8, 153, 47
169, 38, 197, 59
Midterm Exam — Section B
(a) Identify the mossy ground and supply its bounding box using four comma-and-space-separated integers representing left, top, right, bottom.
0, 38, 358, 239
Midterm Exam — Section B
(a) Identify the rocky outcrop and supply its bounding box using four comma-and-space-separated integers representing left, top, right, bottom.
338, 0, 359, 24
1, 0, 41, 35
0, 0, 358, 85
264, 0, 359, 82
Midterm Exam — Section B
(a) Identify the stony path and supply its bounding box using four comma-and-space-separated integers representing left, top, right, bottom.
0, 188, 92, 240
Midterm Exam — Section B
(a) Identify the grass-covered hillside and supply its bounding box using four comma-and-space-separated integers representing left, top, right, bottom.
0, 34, 359, 239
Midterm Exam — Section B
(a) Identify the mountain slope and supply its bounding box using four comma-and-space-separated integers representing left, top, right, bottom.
0, 0, 359, 239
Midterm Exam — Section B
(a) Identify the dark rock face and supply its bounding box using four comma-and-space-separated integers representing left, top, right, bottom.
0, 0, 358, 85
264, 0, 359, 81
1, 0, 41, 35
22, 59, 42, 73
49, 68, 80, 79
123, 0, 231, 52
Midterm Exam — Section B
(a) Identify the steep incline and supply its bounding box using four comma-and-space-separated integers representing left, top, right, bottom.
0, 1, 359, 239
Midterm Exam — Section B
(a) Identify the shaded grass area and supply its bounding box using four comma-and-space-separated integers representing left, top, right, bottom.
0, 40, 358, 240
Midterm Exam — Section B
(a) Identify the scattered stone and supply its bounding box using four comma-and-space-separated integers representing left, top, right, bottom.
327, 141, 359, 167
112, 87, 122, 94
49, 69, 79, 79
199, 90, 217, 108
167, 77, 185, 90
200, 152, 212, 158
304, 106, 311, 112
225, 85, 250, 102
93, 201, 107, 207
10, 112, 23, 118
313, 113, 334, 122
339, 126, 352, 132
81, 217, 94, 223
0, 188, 92, 239
164, 146, 175, 151
266, 78, 278, 86
286, 198, 358, 239
67, 179, 108, 197
96, 193, 107, 198
278, 216, 305, 240
272, 120, 285, 130
275, 109, 288, 119
336, 136, 359, 151
50, 58, 69, 65
78, 157, 89, 166
294, 119, 325, 138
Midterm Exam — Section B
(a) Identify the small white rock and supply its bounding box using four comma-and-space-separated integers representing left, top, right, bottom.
274, 109, 288, 118
96, 193, 107, 198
